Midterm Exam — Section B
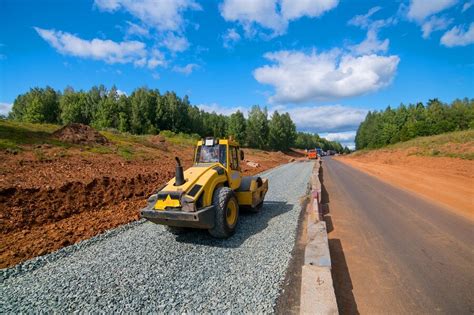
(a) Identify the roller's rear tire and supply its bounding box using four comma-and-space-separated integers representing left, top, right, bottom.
209, 187, 239, 238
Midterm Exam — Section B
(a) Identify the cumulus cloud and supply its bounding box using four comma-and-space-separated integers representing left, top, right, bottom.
223, 28, 241, 48
441, 22, 474, 47
197, 103, 248, 116
0, 102, 12, 116
116, 89, 128, 96
323, 130, 357, 142
34, 27, 169, 69
125, 21, 150, 38
348, 6, 382, 28
147, 49, 166, 69
219, 0, 338, 36
462, 1, 473, 12
280, 0, 339, 20
253, 49, 400, 103
421, 16, 452, 38
279, 105, 367, 133
350, 29, 389, 55
173, 63, 199, 75
34, 27, 147, 64
94, 0, 201, 32
348, 7, 394, 55
162, 33, 189, 52
407, 0, 457, 22
322, 130, 357, 149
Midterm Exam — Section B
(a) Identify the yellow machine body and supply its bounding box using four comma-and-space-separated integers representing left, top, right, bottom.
141, 138, 269, 231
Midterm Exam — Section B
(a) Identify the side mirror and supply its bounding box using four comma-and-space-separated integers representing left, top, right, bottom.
240, 150, 244, 161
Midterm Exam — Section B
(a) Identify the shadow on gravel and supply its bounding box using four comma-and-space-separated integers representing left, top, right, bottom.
174, 201, 293, 248
320, 159, 359, 314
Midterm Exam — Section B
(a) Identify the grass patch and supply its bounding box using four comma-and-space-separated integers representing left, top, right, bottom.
118, 146, 135, 160
0, 120, 68, 150
353, 130, 474, 160
88, 146, 114, 155
0, 121, 196, 161
159, 130, 200, 146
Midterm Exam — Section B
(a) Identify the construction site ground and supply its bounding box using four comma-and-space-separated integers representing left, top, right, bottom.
0, 122, 304, 268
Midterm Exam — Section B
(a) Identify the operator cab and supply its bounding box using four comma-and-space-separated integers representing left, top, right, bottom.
194, 137, 244, 169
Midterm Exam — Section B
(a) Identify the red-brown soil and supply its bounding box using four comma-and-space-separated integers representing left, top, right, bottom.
52, 123, 109, 145
336, 149, 474, 220
0, 136, 302, 268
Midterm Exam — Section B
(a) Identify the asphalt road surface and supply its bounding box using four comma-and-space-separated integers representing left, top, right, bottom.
322, 157, 474, 314
1, 162, 313, 313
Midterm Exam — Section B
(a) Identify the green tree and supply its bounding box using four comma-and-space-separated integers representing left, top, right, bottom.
246, 105, 269, 149
227, 110, 247, 145
11, 87, 60, 123
60, 88, 90, 124
268, 111, 296, 151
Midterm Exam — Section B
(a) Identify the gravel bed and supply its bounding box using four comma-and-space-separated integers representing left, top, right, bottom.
1, 161, 314, 313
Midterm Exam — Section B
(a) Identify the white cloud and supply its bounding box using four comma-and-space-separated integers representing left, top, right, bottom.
280, 0, 339, 20
350, 29, 389, 55
94, 0, 201, 32
223, 28, 241, 48
219, 0, 338, 36
421, 16, 452, 38
347, 7, 394, 55
220, 0, 286, 36
280, 105, 367, 133
407, 0, 457, 21
0, 102, 12, 116
441, 22, 474, 47
94, 0, 121, 11
173, 63, 199, 75
253, 49, 400, 103
197, 103, 248, 116
348, 6, 382, 28
162, 33, 189, 52
147, 49, 166, 69
116, 89, 127, 96
125, 21, 150, 38
462, 1, 473, 12
34, 27, 147, 64
323, 130, 357, 142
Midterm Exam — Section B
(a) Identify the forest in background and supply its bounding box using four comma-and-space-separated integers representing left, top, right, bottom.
355, 98, 474, 150
6, 85, 348, 152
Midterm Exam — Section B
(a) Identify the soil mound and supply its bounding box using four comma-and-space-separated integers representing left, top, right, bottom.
52, 123, 109, 145
147, 135, 168, 150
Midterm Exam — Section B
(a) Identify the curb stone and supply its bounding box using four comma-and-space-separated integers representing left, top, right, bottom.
300, 160, 338, 314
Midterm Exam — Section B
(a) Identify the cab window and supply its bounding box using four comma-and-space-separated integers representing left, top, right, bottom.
195, 144, 226, 167
230, 146, 239, 170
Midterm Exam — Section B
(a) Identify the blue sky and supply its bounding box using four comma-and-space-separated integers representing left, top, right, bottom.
1, 0, 473, 148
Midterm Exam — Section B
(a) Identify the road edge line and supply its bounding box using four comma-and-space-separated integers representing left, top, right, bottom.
300, 160, 338, 315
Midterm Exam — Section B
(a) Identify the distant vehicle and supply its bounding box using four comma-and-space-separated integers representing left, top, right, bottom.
316, 148, 323, 157
307, 149, 318, 159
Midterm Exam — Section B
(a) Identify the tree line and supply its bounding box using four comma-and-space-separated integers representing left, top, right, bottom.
355, 98, 474, 150
8, 85, 347, 152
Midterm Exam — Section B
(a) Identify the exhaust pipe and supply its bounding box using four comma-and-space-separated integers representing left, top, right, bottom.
174, 157, 185, 186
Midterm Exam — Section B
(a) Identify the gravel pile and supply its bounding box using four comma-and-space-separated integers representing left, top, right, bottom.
1, 162, 313, 313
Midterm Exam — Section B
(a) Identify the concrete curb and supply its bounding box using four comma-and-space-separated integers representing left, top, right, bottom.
300, 160, 338, 315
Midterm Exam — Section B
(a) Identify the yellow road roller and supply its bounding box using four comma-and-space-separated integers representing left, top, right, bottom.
141, 137, 269, 238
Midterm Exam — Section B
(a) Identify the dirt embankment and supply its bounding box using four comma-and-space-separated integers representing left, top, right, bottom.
0, 125, 302, 268
336, 150, 474, 220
